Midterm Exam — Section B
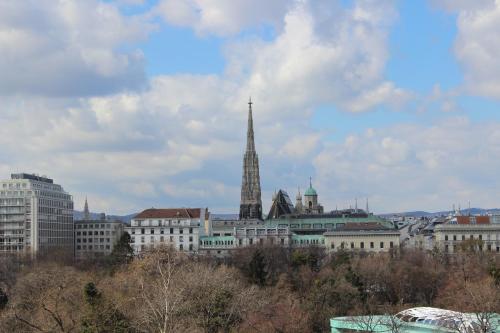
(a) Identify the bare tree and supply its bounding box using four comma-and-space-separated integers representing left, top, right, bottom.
10, 264, 87, 332
128, 246, 186, 333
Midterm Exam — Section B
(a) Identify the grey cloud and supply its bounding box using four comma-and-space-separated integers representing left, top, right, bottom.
0, 0, 153, 97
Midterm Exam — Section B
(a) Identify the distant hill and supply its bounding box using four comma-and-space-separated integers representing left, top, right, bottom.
73, 211, 136, 225
211, 213, 239, 220
379, 208, 500, 218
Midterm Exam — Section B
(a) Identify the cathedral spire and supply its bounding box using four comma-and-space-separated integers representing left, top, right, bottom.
246, 97, 255, 152
83, 196, 90, 220
240, 98, 262, 220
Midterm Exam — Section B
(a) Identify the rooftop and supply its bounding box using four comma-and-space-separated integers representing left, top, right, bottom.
135, 208, 201, 219
11, 173, 53, 184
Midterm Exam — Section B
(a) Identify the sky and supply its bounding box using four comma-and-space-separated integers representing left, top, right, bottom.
1, 0, 500, 215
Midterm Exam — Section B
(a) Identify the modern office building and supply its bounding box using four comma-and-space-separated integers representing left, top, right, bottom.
126, 208, 208, 254
0, 173, 73, 255
74, 203, 125, 259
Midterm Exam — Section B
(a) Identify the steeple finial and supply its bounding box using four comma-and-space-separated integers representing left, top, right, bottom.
309, 176, 312, 188
366, 198, 369, 214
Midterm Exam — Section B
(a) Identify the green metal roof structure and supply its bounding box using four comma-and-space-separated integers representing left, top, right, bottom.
304, 186, 317, 196
330, 307, 500, 333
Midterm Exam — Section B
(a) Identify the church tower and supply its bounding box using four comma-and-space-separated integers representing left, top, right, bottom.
239, 98, 263, 220
83, 197, 90, 221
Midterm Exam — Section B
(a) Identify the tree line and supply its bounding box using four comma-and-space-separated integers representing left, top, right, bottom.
0, 236, 499, 332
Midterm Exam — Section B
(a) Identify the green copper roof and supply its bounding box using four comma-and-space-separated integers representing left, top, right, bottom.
304, 186, 317, 196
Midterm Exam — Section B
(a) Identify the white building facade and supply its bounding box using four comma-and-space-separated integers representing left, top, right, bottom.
126, 208, 207, 254
435, 223, 500, 253
0, 173, 73, 255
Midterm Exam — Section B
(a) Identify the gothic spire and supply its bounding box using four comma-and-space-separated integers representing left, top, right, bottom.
240, 98, 262, 220
246, 97, 255, 152
83, 196, 90, 220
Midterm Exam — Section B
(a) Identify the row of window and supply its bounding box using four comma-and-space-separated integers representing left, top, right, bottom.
76, 244, 111, 251
134, 219, 191, 227
131, 227, 193, 235
76, 231, 114, 236
76, 238, 111, 243
333, 241, 394, 250
136, 243, 194, 251
131, 235, 194, 243
76, 224, 114, 229
444, 234, 500, 241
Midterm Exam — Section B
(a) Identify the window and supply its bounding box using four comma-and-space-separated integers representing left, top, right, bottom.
249, 238, 253, 245
150, 236, 154, 242
370, 242, 374, 249
189, 228, 193, 234
160, 236, 164, 242
179, 244, 183, 251
170, 228, 174, 234
445, 245, 449, 252
239, 239, 243, 246
150, 229, 154, 234
179, 228, 184, 234
170, 236, 174, 242
179, 236, 184, 242
280, 238, 285, 245
189, 244, 193, 251
141, 228, 145, 234
350, 242, 354, 249
462, 235, 465, 241
141, 236, 145, 243
479, 235, 482, 240
445, 235, 448, 241
380, 242, 384, 249
160, 229, 164, 234
453, 235, 457, 241
360, 242, 364, 249
189, 236, 193, 242
331, 243, 335, 249
390, 241, 394, 248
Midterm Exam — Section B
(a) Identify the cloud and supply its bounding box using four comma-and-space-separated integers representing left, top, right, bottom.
0, 0, 154, 96
433, 0, 500, 99
155, 0, 291, 36
0, 0, 414, 214
313, 116, 500, 212
225, 0, 409, 114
